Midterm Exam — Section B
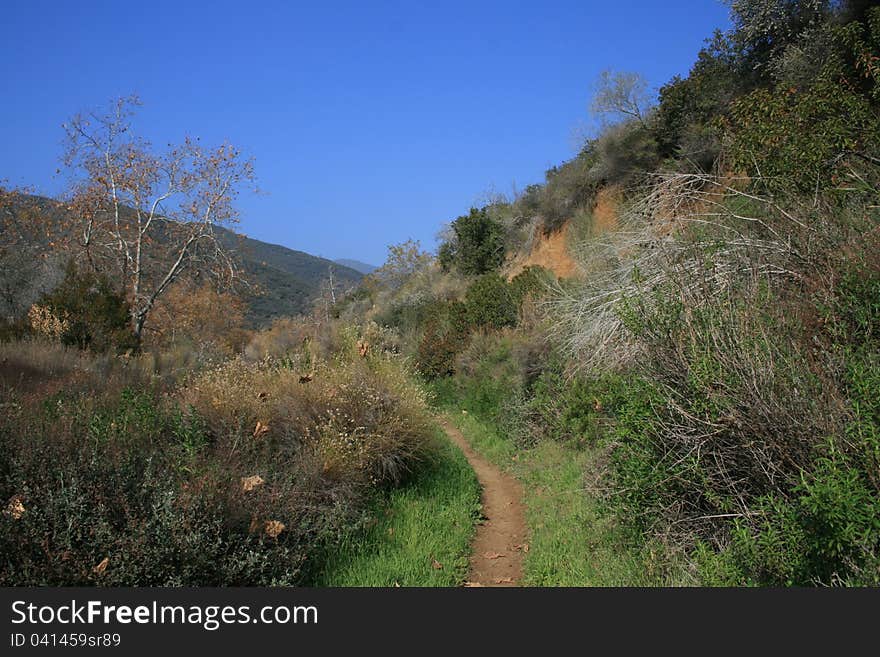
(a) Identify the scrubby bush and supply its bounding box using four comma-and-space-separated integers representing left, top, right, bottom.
550, 166, 880, 584
464, 273, 518, 330
415, 300, 471, 379
438, 207, 505, 275
510, 265, 553, 304
0, 330, 435, 586
38, 262, 138, 353
537, 154, 601, 234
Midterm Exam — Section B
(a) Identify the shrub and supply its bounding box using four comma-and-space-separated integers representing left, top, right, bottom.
0, 332, 435, 585
39, 262, 137, 353
464, 273, 517, 330
439, 207, 505, 276
510, 266, 553, 305
415, 301, 471, 379
537, 154, 600, 234
549, 164, 880, 584
654, 31, 741, 162
727, 79, 880, 191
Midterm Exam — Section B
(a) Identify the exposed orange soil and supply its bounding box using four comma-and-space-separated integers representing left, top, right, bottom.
506, 186, 622, 281
507, 222, 579, 280
591, 186, 621, 234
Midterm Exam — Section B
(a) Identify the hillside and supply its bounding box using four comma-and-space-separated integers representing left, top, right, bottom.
343, 2, 880, 587
214, 228, 362, 325
0, 193, 362, 327
334, 258, 377, 275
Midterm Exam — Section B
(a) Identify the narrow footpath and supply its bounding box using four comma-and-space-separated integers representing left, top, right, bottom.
439, 418, 526, 587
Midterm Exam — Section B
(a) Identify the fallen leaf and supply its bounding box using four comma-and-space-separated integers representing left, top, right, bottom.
93, 557, 109, 575
264, 520, 285, 539
431, 558, 443, 570
253, 421, 269, 438
494, 577, 514, 584
484, 552, 506, 560
4, 496, 25, 520
241, 475, 265, 492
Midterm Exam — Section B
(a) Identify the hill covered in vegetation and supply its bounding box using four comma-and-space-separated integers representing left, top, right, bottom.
2, 0, 879, 588
333, 0, 880, 586
0, 193, 362, 328
335, 259, 378, 275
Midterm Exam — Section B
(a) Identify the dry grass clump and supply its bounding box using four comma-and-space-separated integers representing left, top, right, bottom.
549, 172, 837, 371
0, 338, 148, 397
547, 170, 880, 584
243, 316, 314, 362
0, 325, 437, 585
183, 346, 433, 488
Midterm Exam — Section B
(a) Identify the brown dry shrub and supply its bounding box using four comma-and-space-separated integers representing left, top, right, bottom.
183, 349, 433, 488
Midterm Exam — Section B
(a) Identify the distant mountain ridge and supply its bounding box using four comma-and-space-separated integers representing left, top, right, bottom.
334, 259, 378, 275
0, 193, 363, 327
215, 229, 363, 326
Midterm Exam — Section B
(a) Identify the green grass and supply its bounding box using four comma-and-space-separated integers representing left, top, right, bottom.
444, 411, 672, 586
316, 428, 481, 586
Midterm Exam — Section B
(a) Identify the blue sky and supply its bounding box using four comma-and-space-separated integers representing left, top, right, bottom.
1, 1, 730, 266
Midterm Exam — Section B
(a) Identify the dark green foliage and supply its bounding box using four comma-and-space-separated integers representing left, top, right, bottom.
0, 388, 313, 585
438, 241, 457, 273
727, 0, 833, 80
510, 265, 553, 304
654, 31, 742, 164
717, 7, 880, 190
41, 262, 138, 353
415, 301, 472, 379
464, 274, 517, 330
440, 207, 505, 276
727, 78, 880, 190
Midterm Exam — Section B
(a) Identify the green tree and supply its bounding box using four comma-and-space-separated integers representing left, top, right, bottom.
441, 207, 505, 275
727, 0, 832, 78
40, 261, 138, 352
654, 31, 742, 163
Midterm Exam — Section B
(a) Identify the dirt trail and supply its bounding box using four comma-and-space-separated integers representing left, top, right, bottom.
439, 418, 526, 587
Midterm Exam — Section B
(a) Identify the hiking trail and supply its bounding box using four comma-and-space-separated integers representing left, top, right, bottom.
439, 417, 526, 587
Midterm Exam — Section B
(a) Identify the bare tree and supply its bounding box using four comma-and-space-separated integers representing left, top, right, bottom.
590, 69, 653, 128
62, 96, 255, 341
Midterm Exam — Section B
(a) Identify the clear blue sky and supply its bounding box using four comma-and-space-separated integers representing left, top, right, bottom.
1, 1, 730, 266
